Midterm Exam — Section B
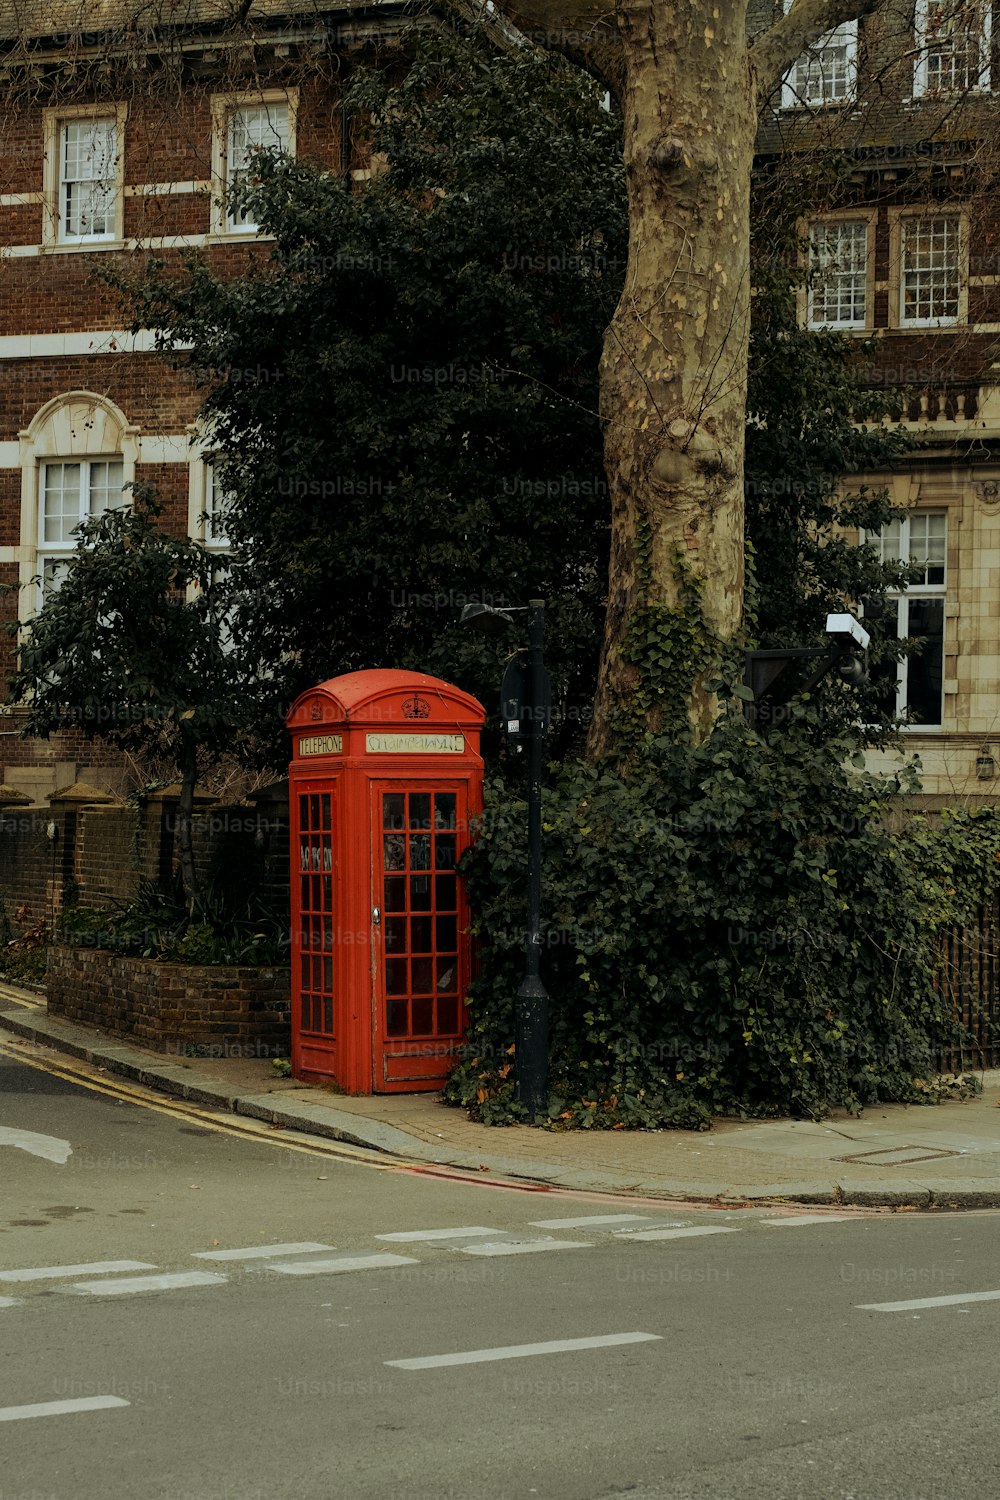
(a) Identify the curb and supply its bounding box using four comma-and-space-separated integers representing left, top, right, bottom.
3, 1003, 1000, 1211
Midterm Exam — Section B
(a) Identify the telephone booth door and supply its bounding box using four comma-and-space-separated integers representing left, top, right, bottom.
372, 783, 472, 1089
293, 781, 339, 1078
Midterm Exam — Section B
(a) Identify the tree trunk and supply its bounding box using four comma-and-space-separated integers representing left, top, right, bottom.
587, 0, 755, 757
175, 741, 200, 918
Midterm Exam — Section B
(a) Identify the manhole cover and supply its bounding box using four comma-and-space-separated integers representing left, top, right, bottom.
834, 1145, 963, 1167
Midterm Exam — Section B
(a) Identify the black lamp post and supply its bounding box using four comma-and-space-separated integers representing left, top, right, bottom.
461, 599, 550, 1117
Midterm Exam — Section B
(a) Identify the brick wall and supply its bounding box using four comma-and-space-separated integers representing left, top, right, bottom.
47, 944, 290, 1056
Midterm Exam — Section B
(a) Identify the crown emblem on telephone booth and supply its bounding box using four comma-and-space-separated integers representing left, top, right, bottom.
401, 695, 431, 720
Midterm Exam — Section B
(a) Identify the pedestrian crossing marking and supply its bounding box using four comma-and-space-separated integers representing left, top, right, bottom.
66, 1271, 228, 1296
857, 1289, 1000, 1313
386, 1331, 662, 1371
0, 1296, 21, 1309
0, 1260, 156, 1283
376, 1227, 495, 1243
267, 1253, 418, 1275
0, 1396, 130, 1423
529, 1214, 655, 1230
761, 1216, 854, 1227
615, 1226, 741, 1242
459, 1237, 592, 1257
193, 1242, 335, 1261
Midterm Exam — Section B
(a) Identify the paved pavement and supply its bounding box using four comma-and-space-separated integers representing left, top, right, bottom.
2, 980, 999, 1208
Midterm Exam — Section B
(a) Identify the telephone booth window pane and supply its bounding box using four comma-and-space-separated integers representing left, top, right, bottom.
300, 876, 310, 909
436, 915, 457, 952
323, 918, 333, 951
411, 915, 432, 952
435, 793, 456, 829
411, 876, 432, 910
409, 793, 431, 829
385, 876, 406, 912
300, 995, 311, 1028
386, 916, 407, 953
436, 959, 457, 993
437, 997, 459, 1034
435, 835, 456, 870
299, 838, 311, 871
412, 957, 434, 993
435, 874, 456, 910
411, 997, 433, 1034
300, 956, 310, 987
320, 794, 331, 830
386, 957, 408, 995
409, 834, 431, 869
384, 794, 405, 830
386, 999, 408, 1036
383, 834, 405, 871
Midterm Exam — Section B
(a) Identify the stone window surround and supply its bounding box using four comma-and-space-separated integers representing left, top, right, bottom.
209, 88, 298, 238
780, 3, 858, 109
912, 0, 993, 100
797, 209, 879, 332
41, 102, 128, 249
886, 205, 970, 330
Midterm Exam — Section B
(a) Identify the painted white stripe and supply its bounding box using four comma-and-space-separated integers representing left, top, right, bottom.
0, 1297, 21, 1309
0, 1396, 129, 1422
615, 1226, 741, 1242
459, 1238, 592, 1257
267, 1254, 417, 1276
68, 1271, 227, 1295
386, 1331, 662, 1371
193, 1242, 334, 1261
376, 1227, 495, 1243
0, 1126, 72, 1164
0, 1260, 155, 1283
857, 1289, 1000, 1313
529, 1214, 654, 1230
761, 1215, 854, 1227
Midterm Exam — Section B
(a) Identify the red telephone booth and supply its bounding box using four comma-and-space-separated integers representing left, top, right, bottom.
286, 669, 485, 1093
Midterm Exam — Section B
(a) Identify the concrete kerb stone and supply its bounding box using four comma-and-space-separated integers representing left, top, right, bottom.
2, 1001, 1000, 1208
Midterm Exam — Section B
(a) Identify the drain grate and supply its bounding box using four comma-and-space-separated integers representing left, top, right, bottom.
834, 1145, 963, 1167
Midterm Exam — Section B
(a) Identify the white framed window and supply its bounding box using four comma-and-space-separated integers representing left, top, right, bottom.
210, 92, 296, 235
37, 459, 126, 604
892, 213, 965, 327
807, 219, 871, 328
42, 105, 126, 247
782, 5, 858, 107
864, 512, 947, 727
203, 463, 231, 551
914, 1, 992, 97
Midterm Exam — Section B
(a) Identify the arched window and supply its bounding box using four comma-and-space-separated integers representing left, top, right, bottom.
18, 392, 138, 613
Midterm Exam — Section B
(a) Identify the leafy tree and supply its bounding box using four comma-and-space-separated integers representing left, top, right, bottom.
112, 37, 626, 762
6, 492, 250, 912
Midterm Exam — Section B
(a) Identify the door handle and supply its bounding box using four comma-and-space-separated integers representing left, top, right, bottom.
372, 907, 381, 925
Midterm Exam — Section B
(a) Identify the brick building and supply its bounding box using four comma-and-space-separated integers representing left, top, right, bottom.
0, 1, 999, 807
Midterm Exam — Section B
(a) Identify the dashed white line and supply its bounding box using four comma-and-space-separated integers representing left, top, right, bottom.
0, 1396, 130, 1422
857, 1289, 1000, 1313
459, 1238, 592, 1257
267, 1254, 418, 1275
67, 1271, 228, 1296
0, 1296, 22, 1309
193, 1242, 335, 1261
614, 1227, 741, 1242
529, 1214, 655, 1230
0, 1261, 156, 1283
375, 1227, 495, 1243
761, 1216, 854, 1227
386, 1331, 662, 1371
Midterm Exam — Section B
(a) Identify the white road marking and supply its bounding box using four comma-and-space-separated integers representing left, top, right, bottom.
615, 1226, 741, 1242
0, 1127, 72, 1164
0, 1260, 156, 1283
761, 1216, 854, 1227
857, 1289, 1000, 1313
0, 1396, 130, 1422
267, 1254, 418, 1275
386, 1331, 662, 1371
193, 1242, 335, 1261
375, 1227, 495, 1243
529, 1214, 655, 1230
0, 1296, 21, 1309
459, 1238, 592, 1257
67, 1271, 227, 1296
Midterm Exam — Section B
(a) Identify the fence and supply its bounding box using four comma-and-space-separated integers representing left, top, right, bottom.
935, 904, 1000, 1071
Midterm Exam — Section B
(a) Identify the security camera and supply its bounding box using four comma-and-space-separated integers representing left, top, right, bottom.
825, 613, 870, 652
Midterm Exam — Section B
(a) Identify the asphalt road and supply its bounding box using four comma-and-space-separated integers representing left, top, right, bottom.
2, 1042, 999, 1500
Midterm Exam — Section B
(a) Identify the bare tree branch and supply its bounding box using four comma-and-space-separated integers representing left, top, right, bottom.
750, 0, 883, 104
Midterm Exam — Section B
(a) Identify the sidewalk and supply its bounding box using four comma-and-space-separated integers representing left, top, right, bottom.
2, 981, 999, 1209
